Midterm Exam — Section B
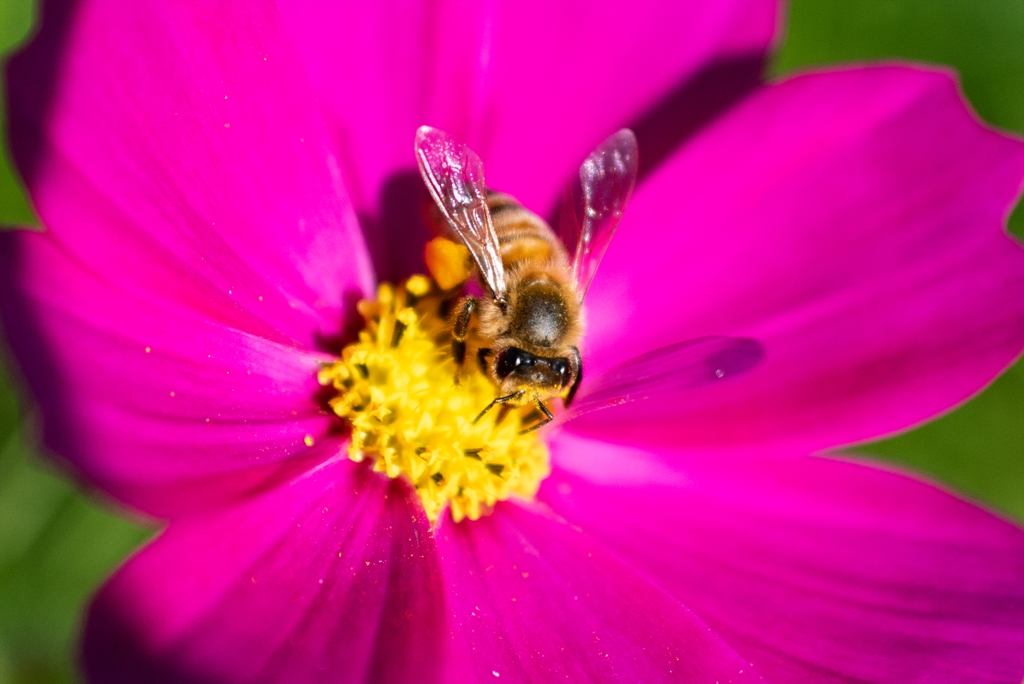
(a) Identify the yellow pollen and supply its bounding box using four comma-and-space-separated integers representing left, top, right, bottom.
318, 276, 550, 523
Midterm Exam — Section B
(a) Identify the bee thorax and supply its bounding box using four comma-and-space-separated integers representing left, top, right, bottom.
509, 284, 570, 348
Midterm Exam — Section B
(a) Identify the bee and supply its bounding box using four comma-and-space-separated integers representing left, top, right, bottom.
414, 125, 639, 433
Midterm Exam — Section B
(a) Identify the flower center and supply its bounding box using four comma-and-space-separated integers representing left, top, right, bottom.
318, 276, 550, 523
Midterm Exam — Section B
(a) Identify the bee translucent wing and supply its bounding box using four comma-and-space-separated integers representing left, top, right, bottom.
559, 129, 639, 302
414, 126, 507, 300
563, 336, 764, 423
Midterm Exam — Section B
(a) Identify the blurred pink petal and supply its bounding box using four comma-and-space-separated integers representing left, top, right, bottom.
279, 0, 779, 280
565, 336, 765, 423
83, 457, 446, 684
84, 454, 765, 683
579, 66, 1024, 455
544, 434, 1024, 682
0, 233, 341, 516
2, 1, 1023, 682
2, 0, 377, 514
5, 0, 374, 349
438, 502, 764, 682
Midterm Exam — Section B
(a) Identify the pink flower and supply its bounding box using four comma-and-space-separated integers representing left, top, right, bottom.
3, 1, 1024, 682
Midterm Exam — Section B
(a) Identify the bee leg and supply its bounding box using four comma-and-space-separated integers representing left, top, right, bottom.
476, 347, 492, 374
451, 297, 477, 381
519, 396, 554, 434
474, 390, 524, 424
563, 346, 583, 408
494, 404, 513, 427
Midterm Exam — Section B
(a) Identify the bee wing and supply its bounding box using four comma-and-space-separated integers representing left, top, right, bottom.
563, 336, 764, 423
415, 126, 507, 300
559, 129, 639, 302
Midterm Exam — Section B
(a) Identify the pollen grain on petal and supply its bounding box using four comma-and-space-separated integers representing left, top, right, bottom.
319, 277, 550, 523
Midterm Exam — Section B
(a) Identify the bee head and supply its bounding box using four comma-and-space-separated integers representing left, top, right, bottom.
493, 346, 573, 394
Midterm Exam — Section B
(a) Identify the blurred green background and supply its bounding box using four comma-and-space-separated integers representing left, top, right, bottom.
0, 1, 1022, 682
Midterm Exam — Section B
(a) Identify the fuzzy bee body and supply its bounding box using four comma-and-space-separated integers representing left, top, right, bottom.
415, 127, 638, 431
488, 192, 568, 271
477, 192, 581, 353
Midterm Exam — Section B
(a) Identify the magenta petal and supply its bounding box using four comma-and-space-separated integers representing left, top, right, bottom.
83, 459, 446, 684
0, 231, 342, 517
542, 436, 1024, 683
7, 0, 374, 350
279, 0, 779, 278
579, 66, 1024, 453
436, 502, 764, 683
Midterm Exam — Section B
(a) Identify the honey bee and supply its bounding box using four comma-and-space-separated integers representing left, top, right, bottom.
414, 125, 639, 432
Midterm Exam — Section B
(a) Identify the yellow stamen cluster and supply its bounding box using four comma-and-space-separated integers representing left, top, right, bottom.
318, 276, 550, 523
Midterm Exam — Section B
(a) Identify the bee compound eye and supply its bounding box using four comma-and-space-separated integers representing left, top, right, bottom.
552, 358, 570, 386
495, 348, 525, 380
